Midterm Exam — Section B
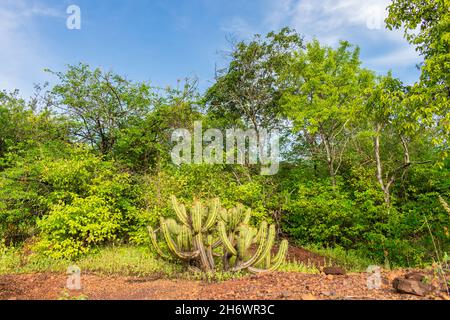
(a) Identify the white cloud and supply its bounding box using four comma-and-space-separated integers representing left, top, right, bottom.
221, 16, 256, 39
265, 0, 394, 43
367, 46, 422, 68
262, 0, 421, 81
0, 0, 62, 97
217, 0, 421, 82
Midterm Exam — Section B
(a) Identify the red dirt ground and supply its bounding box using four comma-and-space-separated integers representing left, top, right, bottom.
284, 245, 328, 266
1, 270, 448, 300
250, 243, 327, 267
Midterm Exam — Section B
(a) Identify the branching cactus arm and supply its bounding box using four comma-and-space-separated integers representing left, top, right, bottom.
203, 198, 219, 232
161, 218, 199, 260
252, 224, 276, 267
206, 234, 216, 270
242, 208, 252, 225
193, 233, 211, 271
232, 222, 268, 271
171, 195, 189, 227
191, 200, 203, 233
218, 220, 237, 256
248, 240, 289, 273
147, 226, 170, 259
236, 225, 256, 260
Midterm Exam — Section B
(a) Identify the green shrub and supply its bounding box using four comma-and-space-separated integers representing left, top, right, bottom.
37, 196, 124, 259
0, 143, 141, 255
283, 180, 370, 247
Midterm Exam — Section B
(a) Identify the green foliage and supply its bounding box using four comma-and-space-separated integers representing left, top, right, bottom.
0, 143, 141, 258
283, 180, 374, 248
281, 40, 374, 186
386, 0, 450, 85
72, 245, 181, 276
0, 143, 71, 243
1, 13, 449, 272
386, 0, 450, 160
114, 80, 202, 172
0, 240, 20, 274
36, 196, 123, 259
282, 40, 370, 133
205, 28, 303, 132
0, 90, 67, 160
306, 245, 376, 272
47, 63, 153, 154
282, 162, 450, 267
0, 245, 181, 277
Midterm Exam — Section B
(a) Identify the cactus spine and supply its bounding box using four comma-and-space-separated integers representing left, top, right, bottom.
148, 196, 288, 273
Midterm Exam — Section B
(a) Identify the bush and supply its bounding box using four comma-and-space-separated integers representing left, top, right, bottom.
283, 180, 369, 247
0, 143, 141, 256
37, 196, 124, 259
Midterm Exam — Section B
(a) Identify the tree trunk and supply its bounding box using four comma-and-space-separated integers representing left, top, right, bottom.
322, 133, 336, 187
374, 125, 391, 206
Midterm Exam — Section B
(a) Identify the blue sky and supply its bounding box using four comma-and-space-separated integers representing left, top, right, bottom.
0, 0, 422, 98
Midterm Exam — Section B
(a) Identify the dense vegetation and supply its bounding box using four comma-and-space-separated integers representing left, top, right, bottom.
0, 0, 449, 269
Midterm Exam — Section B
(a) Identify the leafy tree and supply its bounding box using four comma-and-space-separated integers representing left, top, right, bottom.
0, 90, 67, 161
0, 143, 139, 247
114, 79, 201, 172
386, 0, 450, 160
281, 40, 374, 186
205, 28, 303, 139
386, 0, 449, 86
363, 73, 437, 206
363, 74, 408, 206
48, 63, 153, 154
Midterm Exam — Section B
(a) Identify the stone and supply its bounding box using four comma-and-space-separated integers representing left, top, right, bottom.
279, 291, 291, 298
404, 272, 426, 282
392, 277, 435, 297
301, 293, 316, 300
439, 294, 450, 300
323, 267, 346, 275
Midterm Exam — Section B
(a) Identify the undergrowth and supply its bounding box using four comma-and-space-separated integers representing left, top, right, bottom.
0, 244, 318, 281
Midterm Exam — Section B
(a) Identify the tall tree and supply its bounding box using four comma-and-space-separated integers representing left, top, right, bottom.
205, 28, 303, 140
114, 79, 201, 172
0, 90, 66, 160
364, 74, 408, 206
48, 64, 153, 154
386, 0, 450, 161
281, 40, 373, 186
363, 72, 434, 206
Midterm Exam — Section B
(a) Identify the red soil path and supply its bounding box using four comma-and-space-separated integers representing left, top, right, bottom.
1, 270, 448, 300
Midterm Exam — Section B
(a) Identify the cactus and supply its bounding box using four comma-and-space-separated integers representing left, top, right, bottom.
148, 196, 288, 273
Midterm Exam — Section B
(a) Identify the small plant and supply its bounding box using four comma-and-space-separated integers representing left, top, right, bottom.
424, 199, 449, 296
58, 289, 89, 300
148, 196, 288, 273
439, 195, 450, 216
